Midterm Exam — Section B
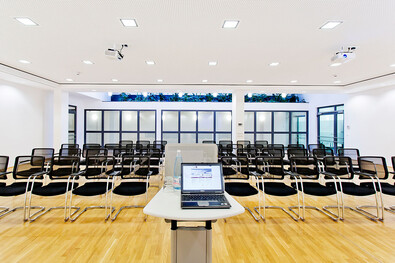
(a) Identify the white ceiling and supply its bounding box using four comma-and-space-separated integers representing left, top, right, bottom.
1, 0, 395, 92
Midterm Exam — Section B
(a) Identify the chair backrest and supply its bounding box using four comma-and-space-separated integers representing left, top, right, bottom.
220, 156, 238, 177
338, 148, 360, 169
312, 148, 334, 158
119, 154, 135, 178
85, 148, 108, 159
61, 144, 79, 149
392, 156, 395, 178
308, 144, 325, 153
82, 144, 101, 158
84, 156, 116, 179
290, 156, 319, 179
134, 155, 151, 177
323, 156, 354, 179
219, 140, 232, 148
237, 140, 250, 148
288, 144, 305, 150
104, 144, 120, 156
119, 140, 133, 149
0, 156, 9, 180
202, 140, 216, 144
255, 140, 269, 148
59, 148, 81, 157
113, 147, 131, 158
49, 156, 80, 180
267, 144, 285, 158
13, 155, 45, 179
358, 156, 388, 180
255, 156, 285, 179
32, 148, 55, 163
153, 140, 167, 151
287, 148, 308, 159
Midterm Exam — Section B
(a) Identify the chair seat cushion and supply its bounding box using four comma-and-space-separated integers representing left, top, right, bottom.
0, 182, 43, 196
225, 182, 258, 197
261, 182, 297, 196
291, 182, 336, 196
32, 182, 79, 196
73, 182, 111, 196
326, 182, 375, 196
360, 182, 395, 196
113, 182, 148, 196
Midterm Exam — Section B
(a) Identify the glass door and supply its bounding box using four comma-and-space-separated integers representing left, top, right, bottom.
317, 105, 344, 153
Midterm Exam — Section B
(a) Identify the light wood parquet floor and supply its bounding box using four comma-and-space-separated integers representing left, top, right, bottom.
0, 178, 394, 263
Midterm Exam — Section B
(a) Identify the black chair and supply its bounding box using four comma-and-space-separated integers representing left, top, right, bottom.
32, 148, 55, 171
287, 148, 308, 160
0, 156, 45, 220
202, 140, 216, 144
82, 144, 101, 158
61, 144, 79, 149
307, 144, 325, 154
223, 156, 260, 221
218, 140, 233, 157
356, 156, 390, 221
385, 157, 395, 213
153, 140, 167, 153
255, 140, 269, 148
321, 156, 378, 221
68, 156, 119, 222
338, 148, 360, 171
288, 144, 305, 150
25, 156, 81, 222
289, 157, 342, 221
59, 148, 81, 157
312, 148, 334, 160
253, 157, 302, 221
0, 156, 11, 215
80, 148, 108, 165
110, 155, 152, 221
119, 140, 133, 149
104, 143, 120, 156
237, 140, 250, 148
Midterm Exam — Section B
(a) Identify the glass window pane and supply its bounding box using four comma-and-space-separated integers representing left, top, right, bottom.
256, 133, 271, 144
163, 111, 178, 132
244, 133, 255, 143
86, 133, 101, 144
180, 111, 196, 131
163, 133, 178, 143
198, 133, 214, 143
122, 111, 137, 131
273, 134, 289, 146
104, 133, 119, 144
319, 114, 335, 148
291, 112, 307, 132
256, 112, 271, 132
336, 105, 344, 111
216, 112, 231, 132
216, 133, 231, 143
139, 133, 155, 142
86, 111, 102, 131
121, 133, 138, 142
180, 133, 196, 143
140, 111, 155, 131
274, 112, 289, 132
318, 106, 335, 113
104, 111, 119, 131
291, 133, 306, 147
68, 113, 75, 131
244, 112, 254, 132
337, 113, 344, 149
198, 112, 214, 132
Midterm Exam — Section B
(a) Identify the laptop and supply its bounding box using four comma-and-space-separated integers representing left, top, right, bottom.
180, 163, 231, 209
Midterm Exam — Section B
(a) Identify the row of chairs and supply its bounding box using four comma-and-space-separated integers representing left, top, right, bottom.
220, 155, 395, 222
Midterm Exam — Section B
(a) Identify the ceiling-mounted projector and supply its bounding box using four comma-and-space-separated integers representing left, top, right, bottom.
331, 47, 356, 64
105, 44, 128, 60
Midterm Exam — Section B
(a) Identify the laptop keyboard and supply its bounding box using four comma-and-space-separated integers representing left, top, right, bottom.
182, 194, 228, 202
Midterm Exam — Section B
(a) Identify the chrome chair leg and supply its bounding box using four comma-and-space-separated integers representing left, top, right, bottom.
70, 206, 116, 222
355, 176, 384, 221
111, 205, 145, 221
323, 205, 379, 221
30, 206, 80, 222
384, 206, 395, 214
289, 205, 339, 221
244, 206, 259, 222
0, 206, 45, 219
254, 206, 298, 221
0, 207, 9, 215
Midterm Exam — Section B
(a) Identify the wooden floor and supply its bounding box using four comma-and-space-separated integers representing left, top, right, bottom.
0, 184, 394, 263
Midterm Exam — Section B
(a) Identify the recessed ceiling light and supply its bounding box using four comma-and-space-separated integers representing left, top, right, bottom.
246, 80, 253, 83
334, 80, 342, 84
15, 17, 38, 26
66, 78, 73, 82
223, 20, 239, 29
208, 61, 217, 66
320, 21, 343, 30
120, 19, 138, 27
269, 62, 280, 67
19, 60, 31, 64
202, 80, 208, 83
83, 60, 94, 65
112, 79, 118, 82
330, 62, 342, 67
146, 61, 155, 65
157, 79, 163, 82
290, 80, 298, 83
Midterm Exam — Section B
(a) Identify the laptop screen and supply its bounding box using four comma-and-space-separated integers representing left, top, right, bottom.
181, 163, 223, 193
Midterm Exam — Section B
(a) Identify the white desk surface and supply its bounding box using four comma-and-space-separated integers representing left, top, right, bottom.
143, 189, 245, 221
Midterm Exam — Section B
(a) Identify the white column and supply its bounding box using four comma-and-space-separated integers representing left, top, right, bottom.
232, 90, 245, 143
53, 89, 69, 149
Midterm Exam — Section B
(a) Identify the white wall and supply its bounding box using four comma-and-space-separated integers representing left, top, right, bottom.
0, 79, 53, 162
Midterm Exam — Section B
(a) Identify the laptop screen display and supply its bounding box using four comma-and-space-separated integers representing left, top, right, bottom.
181, 164, 223, 192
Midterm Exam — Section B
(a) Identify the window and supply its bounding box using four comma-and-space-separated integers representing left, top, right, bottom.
244, 111, 308, 147
84, 110, 156, 145
161, 110, 232, 143
68, 105, 77, 144
318, 104, 344, 153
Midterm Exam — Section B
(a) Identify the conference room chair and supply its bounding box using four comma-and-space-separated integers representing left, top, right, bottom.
288, 144, 305, 150
307, 144, 325, 154
32, 148, 55, 171
104, 143, 120, 156
356, 156, 389, 221
0, 156, 11, 215
287, 148, 308, 160
136, 140, 150, 153
322, 156, 378, 221
67, 156, 119, 222
236, 140, 250, 148
0, 156, 45, 220
61, 143, 79, 149
59, 147, 81, 158
153, 140, 167, 153
289, 156, 342, 221
338, 148, 361, 171
223, 156, 260, 221
312, 148, 334, 160
268, 144, 287, 164
253, 156, 302, 221
218, 140, 233, 157
255, 140, 269, 148
25, 156, 81, 222
110, 154, 152, 221
80, 148, 108, 166
119, 140, 133, 149
202, 140, 216, 144
384, 157, 395, 213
